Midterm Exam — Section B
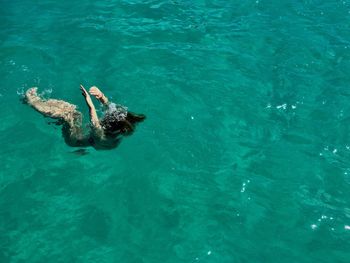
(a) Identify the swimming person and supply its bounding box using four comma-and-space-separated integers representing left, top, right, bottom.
25, 85, 145, 150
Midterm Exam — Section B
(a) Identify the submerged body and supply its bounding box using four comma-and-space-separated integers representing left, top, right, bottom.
25, 86, 145, 150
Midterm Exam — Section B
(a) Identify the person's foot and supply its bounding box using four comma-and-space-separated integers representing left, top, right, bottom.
25, 87, 39, 103
27, 87, 38, 95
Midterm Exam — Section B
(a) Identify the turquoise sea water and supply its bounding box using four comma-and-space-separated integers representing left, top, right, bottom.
1, 0, 350, 262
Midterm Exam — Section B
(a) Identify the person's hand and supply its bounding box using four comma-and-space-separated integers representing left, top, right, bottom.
89, 86, 103, 99
80, 84, 94, 107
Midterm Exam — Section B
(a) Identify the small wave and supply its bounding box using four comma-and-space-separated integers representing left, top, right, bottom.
16, 87, 25, 97
39, 88, 53, 98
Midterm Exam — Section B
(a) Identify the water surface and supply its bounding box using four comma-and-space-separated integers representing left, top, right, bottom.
1, 0, 350, 262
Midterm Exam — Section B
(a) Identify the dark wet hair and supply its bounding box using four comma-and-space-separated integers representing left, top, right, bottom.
100, 112, 146, 136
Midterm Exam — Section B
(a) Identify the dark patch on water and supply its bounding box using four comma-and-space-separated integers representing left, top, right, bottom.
70, 148, 89, 156
80, 206, 112, 242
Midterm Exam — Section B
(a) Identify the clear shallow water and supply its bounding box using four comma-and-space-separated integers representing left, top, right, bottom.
1, 0, 350, 262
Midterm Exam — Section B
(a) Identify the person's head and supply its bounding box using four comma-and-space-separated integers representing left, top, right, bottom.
101, 112, 146, 136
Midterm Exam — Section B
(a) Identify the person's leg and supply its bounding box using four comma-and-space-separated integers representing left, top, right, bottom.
26, 88, 78, 120
26, 87, 88, 146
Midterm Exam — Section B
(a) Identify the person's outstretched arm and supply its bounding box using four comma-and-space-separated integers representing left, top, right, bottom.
80, 85, 103, 135
89, 86, 109, 105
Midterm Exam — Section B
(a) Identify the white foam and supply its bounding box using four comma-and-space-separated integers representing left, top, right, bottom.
105, 103, 128, 121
